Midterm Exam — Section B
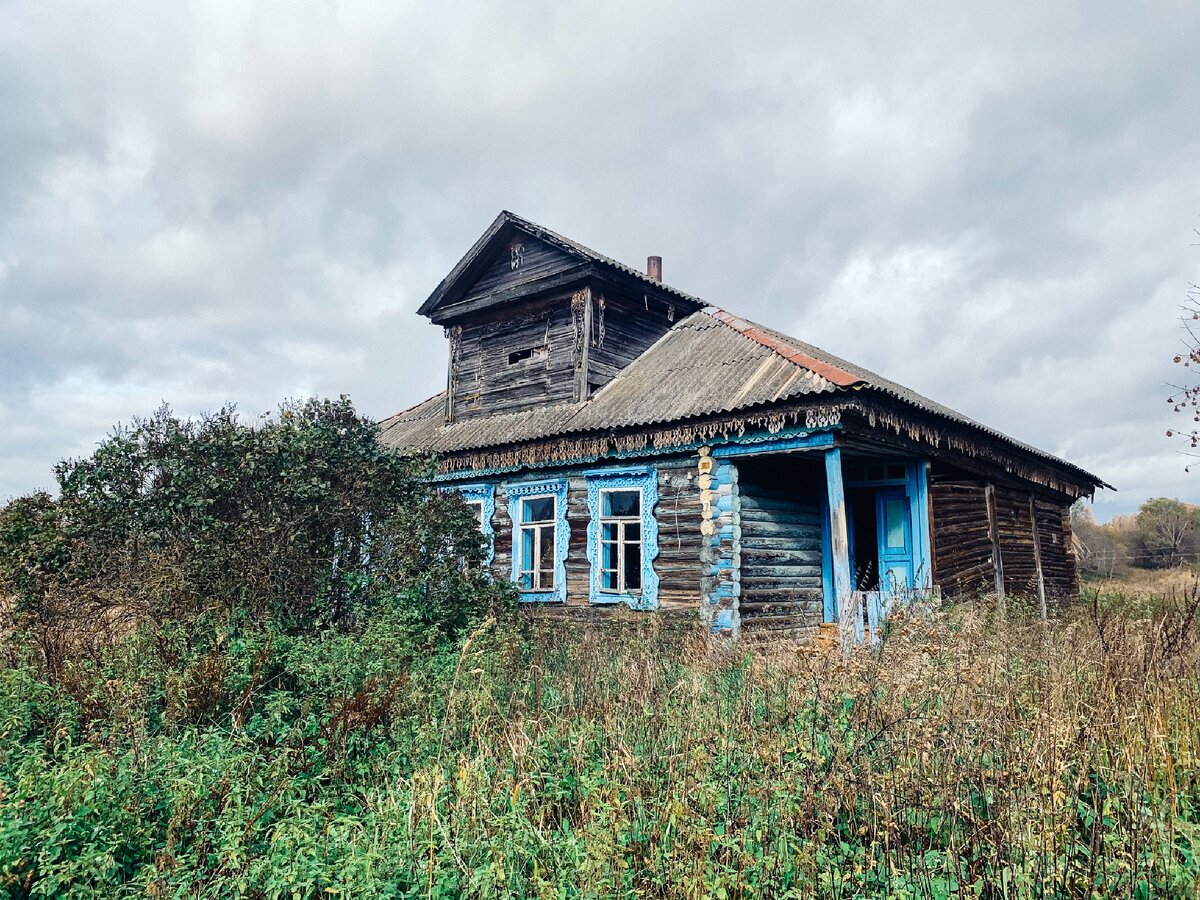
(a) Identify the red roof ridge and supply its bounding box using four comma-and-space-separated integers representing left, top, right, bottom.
703, 307, 862, 388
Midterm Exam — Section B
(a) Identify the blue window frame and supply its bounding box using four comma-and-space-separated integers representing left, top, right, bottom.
506, 479, 568, 603
585, 468, 659, 609
455, 483, 495, 568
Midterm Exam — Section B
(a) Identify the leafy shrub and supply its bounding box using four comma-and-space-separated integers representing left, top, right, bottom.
0, 397, 512, 667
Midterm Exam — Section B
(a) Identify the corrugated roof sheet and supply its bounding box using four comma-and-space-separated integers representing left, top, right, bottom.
380, 306, 1105, 490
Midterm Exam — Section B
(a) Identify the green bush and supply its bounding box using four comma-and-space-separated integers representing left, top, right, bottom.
0, 397, 511, 661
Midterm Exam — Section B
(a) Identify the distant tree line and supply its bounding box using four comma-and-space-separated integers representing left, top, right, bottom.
1072, 497, 1200, 577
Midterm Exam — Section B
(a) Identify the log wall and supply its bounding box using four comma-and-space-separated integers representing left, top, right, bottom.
930, 462, 1078, 602
737, 458, 825, 635
486, 455, 703, 612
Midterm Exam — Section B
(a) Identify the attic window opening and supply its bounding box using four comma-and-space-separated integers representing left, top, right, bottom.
509, 346, 548, 365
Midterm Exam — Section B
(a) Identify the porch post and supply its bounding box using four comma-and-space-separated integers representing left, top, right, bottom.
824, 447, 858, 648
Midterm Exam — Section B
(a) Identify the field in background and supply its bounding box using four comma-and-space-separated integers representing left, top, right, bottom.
1, 593, 1199, 899
1083, 565, 1200, 598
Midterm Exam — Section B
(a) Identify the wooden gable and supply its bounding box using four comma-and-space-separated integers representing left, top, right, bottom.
426, 212, 705, 424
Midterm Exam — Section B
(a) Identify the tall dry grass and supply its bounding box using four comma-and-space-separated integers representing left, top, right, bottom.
405, 594, 1200, 898
2, 591, 1197, 898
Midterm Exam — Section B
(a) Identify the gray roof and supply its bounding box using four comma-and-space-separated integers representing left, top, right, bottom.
380, 306, 1108, 489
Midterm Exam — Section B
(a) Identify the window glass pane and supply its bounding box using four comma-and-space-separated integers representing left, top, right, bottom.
625, 522, 641, 543
884, 497, 906, 549
867, 464, 885, 481
602, 489, 640, 518
601, 541, 618, 571
886, 463, 906, 480
534, 526, 554, 584
601, 522, 618, 542
518, 572, 533, 590
624, 543, 642, 591
601, 569, 617, 591
883, 565, 908, 591
466, 501, 484, 528
522, 497, 554, 523
520, 526, 534, 573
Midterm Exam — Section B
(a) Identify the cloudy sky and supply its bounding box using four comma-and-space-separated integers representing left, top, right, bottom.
1, 2, 1197, 519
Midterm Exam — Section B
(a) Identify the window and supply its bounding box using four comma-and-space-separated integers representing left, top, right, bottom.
517, 495, 557, 591
585, 468, 659, 609
452, 484, 495, 568
506, 479, 568, 602
508, 346, 548, 365
599, 488, 642, 594
465, 500, 485, 530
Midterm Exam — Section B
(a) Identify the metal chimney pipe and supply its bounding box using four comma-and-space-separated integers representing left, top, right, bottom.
647, 256, 662, 282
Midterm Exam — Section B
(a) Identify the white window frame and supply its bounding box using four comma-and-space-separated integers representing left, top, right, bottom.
516, 493, 558, 593
597, 486, 643, 596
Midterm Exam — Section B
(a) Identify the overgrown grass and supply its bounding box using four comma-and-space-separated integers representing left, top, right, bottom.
1, 593, 1198, 899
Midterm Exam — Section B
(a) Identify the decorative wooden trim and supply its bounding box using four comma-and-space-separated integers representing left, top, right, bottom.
444, 325, 462, 424
584, 468, 660, 610
505, 478, 569, 604
454, 482, 496, 568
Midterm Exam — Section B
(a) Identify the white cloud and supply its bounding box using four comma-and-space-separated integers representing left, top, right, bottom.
0, 0, 1198, 519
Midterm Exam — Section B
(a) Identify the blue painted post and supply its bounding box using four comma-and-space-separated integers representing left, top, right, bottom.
824, 447, 858, 647
908, 461, 933, 590
699, 447, 740, 637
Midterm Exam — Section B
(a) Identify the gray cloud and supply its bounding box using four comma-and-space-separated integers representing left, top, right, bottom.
1, 1, 1198, 521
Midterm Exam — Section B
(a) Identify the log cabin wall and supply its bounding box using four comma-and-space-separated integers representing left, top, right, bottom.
480, 455, 703, 613
929, 473, 995, 598
737, 458, 825, 635
930, 461, 1079, 601
992, 485, 1040, 597
1033, 497, 1078, 598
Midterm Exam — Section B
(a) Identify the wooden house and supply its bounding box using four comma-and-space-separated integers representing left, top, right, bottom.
380, 212, 1108, 640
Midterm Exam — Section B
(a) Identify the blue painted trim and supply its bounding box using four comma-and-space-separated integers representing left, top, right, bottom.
578, 465, 650, 478
705, 459, 740, 636
908, 461, 932, 587
584, 468, 660, 610
505, 478, 569, 603
450, 482, 495, 568
431, 424, 841, 482
824, 448, 858, 642
710, 431, 834, 459
820, 492, 835, 623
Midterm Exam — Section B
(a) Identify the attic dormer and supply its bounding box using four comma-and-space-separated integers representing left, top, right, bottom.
421, 212, 702, 423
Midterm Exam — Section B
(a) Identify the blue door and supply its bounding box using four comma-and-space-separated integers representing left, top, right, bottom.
876, 487, 913, 592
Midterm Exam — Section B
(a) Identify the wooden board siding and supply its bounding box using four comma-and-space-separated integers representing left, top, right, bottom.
464, 238, 577, 305
929, 474, 995, 598
993, 486, 1040, 598
737, 458, 824, 634
451, 294, 577, 421
587, 292, 677, 393
931, 462, 1079, 602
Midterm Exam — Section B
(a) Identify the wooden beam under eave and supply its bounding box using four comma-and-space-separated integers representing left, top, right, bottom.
1029, 494, 1047, 619
984, 483, 1006, 613
824, 447, 858, 648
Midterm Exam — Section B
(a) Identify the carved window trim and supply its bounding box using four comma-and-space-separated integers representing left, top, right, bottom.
506, 478, 569, 603
585, 467, 660, 610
